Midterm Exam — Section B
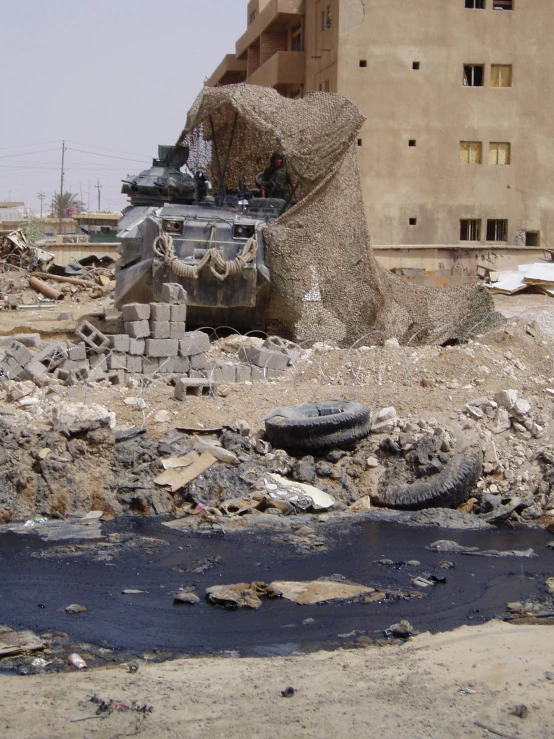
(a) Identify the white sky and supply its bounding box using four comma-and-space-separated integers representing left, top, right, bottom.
0, 0, 245, 213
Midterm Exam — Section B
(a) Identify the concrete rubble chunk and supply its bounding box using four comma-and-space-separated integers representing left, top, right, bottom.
124, 320, 150, 339
494, 389, 519, 411
194, 438, 238, 464
0, 333, 41, 348
122, 303, 151, 321
75, 320, 110, 353
492, 407, 512, 434
174, 377, 214, 399
161, 283, 187, 304
371, 406, 398, 433
5, 340, 33, 366
179, 331, 211, 357
238, 345, 290, 370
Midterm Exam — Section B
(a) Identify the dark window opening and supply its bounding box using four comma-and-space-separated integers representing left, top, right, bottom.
525, 231, 540, 247
465, 0, 485, 8
291, 23, 304, 51
463, 64, 484, 86
486, 219, 508, 241
412, 61, 420, 70
460, 219, 481, 241
357, 139, 362, 146
493, 0, 513, 9
321, 11, 325, 31
409, 139, 416, 147
326, 4, 332, 29
359, 60, 367, 68
409, 218, 417, 226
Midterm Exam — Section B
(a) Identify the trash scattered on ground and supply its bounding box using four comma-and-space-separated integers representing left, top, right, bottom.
264, 473, 335, 511
384, 620, 414, 639
173, 591, 201, 605
67, 653, 87, 669
510, 704, 529, 719
65, 603, 88, 614
281, 686, 296, 698
89, 694, 153, 715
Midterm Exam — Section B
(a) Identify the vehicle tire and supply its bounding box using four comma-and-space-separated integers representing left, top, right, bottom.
374, 446, 483, 510
264, 400, 371, 451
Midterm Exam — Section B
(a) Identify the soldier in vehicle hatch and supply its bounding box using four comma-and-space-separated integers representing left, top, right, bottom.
260, 151, 295, 200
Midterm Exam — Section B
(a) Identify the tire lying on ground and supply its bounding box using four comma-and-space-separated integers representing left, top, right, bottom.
373, 446, 483, 510
264, 400, 371, 451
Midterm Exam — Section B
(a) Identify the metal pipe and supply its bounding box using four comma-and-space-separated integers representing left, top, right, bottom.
33, 272, 91, 288
28, 277, 65, 300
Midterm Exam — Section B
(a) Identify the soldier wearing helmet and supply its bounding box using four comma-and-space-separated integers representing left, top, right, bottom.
260, 150, 295, 200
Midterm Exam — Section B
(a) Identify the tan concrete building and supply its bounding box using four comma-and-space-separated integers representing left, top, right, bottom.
207, 0, 554, 251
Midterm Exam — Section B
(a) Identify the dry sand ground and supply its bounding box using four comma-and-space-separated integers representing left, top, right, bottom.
0, 621, 553, 738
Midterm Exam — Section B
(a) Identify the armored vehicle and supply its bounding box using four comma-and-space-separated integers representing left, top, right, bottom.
115, 145, 284, 329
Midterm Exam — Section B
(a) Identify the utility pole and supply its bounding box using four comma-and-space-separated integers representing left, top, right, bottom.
95, 179, 102, 211
59, 140, 65, 234
37, 192, 46, 219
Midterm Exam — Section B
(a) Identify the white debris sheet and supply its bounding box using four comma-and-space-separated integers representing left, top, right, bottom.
486, 262, 554, 295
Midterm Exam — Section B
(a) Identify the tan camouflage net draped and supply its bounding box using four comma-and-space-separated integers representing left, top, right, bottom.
177, 85, 494, 345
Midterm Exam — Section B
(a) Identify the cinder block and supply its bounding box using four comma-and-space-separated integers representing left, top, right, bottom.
75, 320, 111, 353
34, 342, 67, 372
110, 334, 130, 353
174, 377, 214, 399
88, 364, 108, 382
236, 364, 252, 382
2, 361, 24, 380
142, 357, 160, 375
157, 357, 175, 374
108, 353, 127, 370
161, 283, 187, 304
107, 370, 126, 386
170, 304, 187, 322
126, 355, 143, 374
122, 303, 151, 321
68, 342, 87, 361
5, 340, 33, 366
3, 333, 41, 348
24, 359, 47, 381
61, 359, 90, 372
150, 303, 171, 322
129, 338, 145, 355
179, 332, 210, 357
190, 353, 208, 370
213, 363, 236, 384
189, 369, 207, 379
266, 368, 286, 380
169, 322, 187, 340
237, 345, 289, 370
58, 366, 90, 386
145, 339, 178, 358
89, 353, 107, 370
173, 356, 190, 373
124, 320, 150, 339
150, 321, 170, 339
251, 366, 266, 383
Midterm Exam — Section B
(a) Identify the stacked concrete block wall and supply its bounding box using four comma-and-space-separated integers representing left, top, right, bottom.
0, 286, 292, 390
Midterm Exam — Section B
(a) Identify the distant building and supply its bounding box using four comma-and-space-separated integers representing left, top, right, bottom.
207, 0, 554, 248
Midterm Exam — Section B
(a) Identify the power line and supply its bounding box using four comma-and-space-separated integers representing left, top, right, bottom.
65, 146, 149, 163
65, 139, 151, 159
0, 147, 60, 159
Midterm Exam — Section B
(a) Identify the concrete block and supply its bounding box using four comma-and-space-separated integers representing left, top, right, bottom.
108, 353, 127, 371
68, 342, 87, 361
0, 333, 41, 348
150, 303, 171, 322
34, 342, 67, 372
170, 304, 187, 322
251, 366, 266, 383
213, 363, 236, 384
58, 366, 90, 386
129, 338, 145, 355
189, 369, 207, 379
126, 355, 143, 374
24, 360, 48, 386
174, 377, 214, 399
169, 322, 187, 340
142, 357, 160, 375
124, 320, 150, 339
150, 321, 170, 339
266, 368, 286, 381
161, 283, 187, 304
89, 353, 107, 370
190, 353, 208, 370
108, 370, 126, 386
110, 334, 131, 353
238, 345, 289, 370
2, 361, 25, 381
157, 357, 175, 374
172, 356, 190, 373
75, 320, 111, 353
5, 340, 33, 366
236, 364, 252, 382
88, 365, 108, 382
145, 339, 178, 358
122, 303, 151, 321
179, 332, 210, 356
61, 359, 90, 372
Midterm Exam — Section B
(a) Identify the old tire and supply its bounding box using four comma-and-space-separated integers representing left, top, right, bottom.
375, 446, 483, 510
264, 400, 371, 451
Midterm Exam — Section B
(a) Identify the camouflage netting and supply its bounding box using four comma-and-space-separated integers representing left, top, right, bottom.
177, 84, 495, 345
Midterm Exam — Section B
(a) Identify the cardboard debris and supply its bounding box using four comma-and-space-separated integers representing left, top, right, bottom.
487, 262, 554, 296
269, 580, 375, 605
264, 473, 335, 510
161, 451, 199, 470
0, 630, 45, 657
155, 451, 217, 492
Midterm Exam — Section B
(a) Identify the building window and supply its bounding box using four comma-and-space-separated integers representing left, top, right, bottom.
460, 219, 481, 241
465, 0, 485, 8
321, 10, 325, 31
409, 218, 417, 226
486, 219, 508, 241
491, 64, 512, 87
489, 142, 511, 165
357, 139, 363, 146
463, 65, 484, 86
318, 80, 330, 92
249, 10, 257, 25
359, 60, 367, 67
291, 22, 304, 51
525, 231, 540, 247
408, 139, 416, 147
412, 61, 420, 70
493, 1, 513, 9
460, 141, 482, 164
326, 5, 332, 29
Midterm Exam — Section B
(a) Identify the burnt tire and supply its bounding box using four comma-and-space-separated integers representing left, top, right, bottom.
374, 446, 483, 510
264, 400, 371, 451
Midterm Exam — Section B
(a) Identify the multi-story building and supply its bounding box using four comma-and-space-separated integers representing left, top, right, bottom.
207, 0, 554, 254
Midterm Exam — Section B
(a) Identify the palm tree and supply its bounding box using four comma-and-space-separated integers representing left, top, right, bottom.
51, 192, 85, 218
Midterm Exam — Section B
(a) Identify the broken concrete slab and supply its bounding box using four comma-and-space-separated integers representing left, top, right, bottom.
0, 630, 45, 657
269, 580, 375, 605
